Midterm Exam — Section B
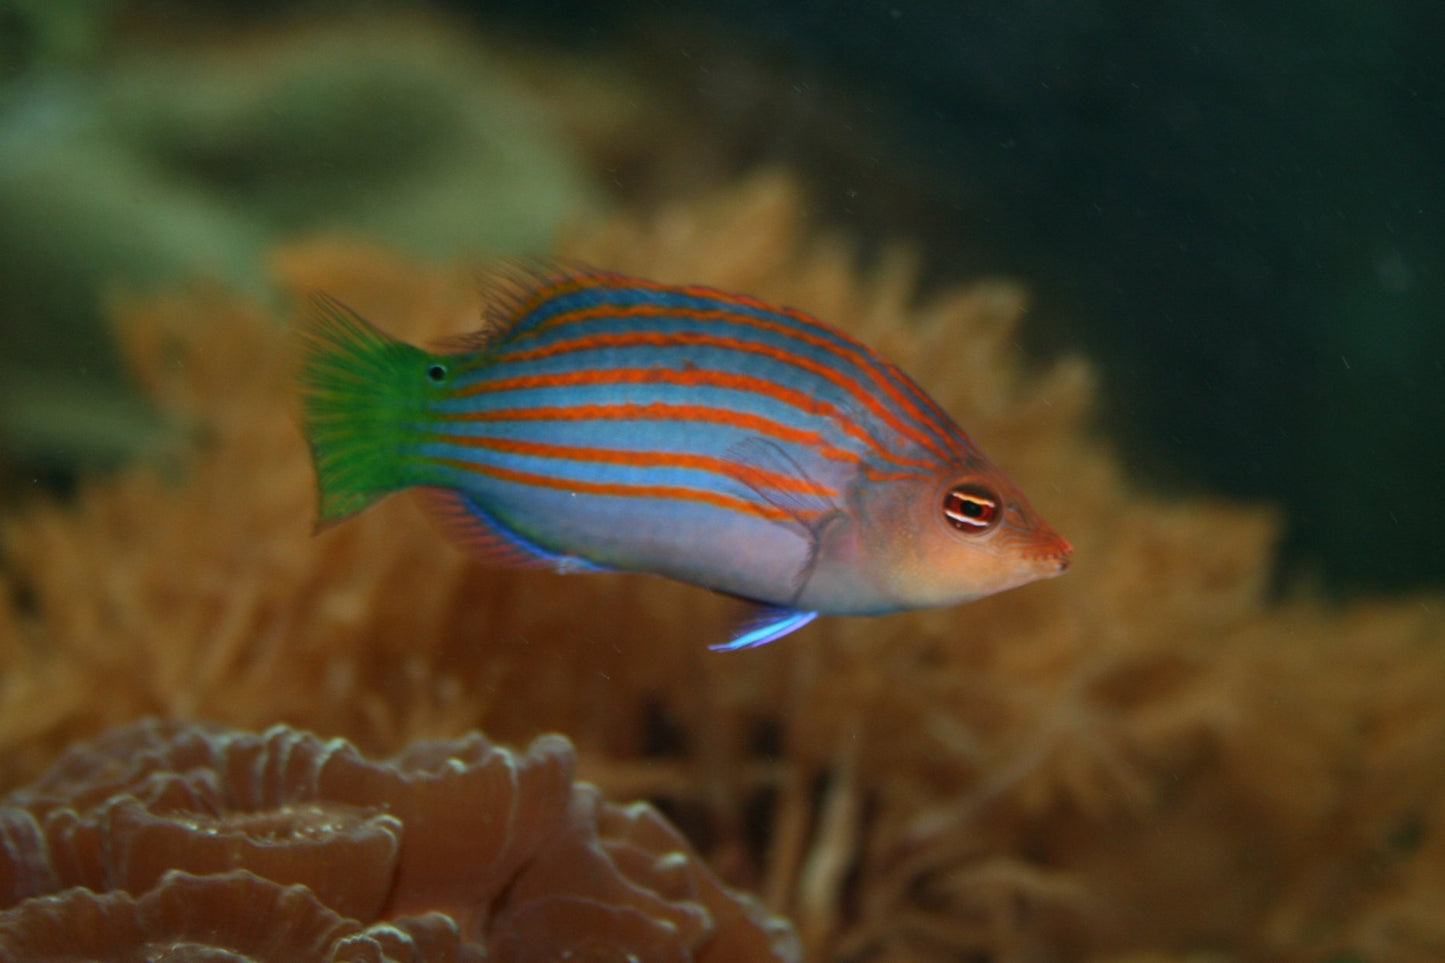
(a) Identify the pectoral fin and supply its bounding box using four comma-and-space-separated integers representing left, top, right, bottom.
722, 437, 838, 527
722, 437, 843, 602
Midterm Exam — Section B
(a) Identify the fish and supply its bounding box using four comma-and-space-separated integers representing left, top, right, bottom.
294, 264, 1071, 650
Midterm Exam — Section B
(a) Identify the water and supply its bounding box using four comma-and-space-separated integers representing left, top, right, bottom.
0, 3, 1442, 960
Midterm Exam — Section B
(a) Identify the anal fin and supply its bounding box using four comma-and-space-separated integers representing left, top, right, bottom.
414, 487, 607, 574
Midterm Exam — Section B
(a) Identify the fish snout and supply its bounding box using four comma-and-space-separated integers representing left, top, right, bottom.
1034, 535, 1073, 577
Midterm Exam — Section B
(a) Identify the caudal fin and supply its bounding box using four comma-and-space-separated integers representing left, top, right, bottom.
293, 294, 435, 527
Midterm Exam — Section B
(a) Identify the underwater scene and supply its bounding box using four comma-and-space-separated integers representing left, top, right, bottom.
1, 1, 1442, 960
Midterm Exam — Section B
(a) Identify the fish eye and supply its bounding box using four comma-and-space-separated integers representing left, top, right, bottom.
942, 484, 1001, 534
426, 363, 447, 383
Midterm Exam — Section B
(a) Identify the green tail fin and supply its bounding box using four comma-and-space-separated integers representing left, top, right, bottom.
294, 294, 438, 527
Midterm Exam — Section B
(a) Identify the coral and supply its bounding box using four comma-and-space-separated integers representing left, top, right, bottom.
2, 173, 1445, 960
0, 718, 797, 961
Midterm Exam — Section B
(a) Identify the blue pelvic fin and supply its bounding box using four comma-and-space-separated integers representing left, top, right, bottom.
710, 605, 819, 652
415, 487, 606, 573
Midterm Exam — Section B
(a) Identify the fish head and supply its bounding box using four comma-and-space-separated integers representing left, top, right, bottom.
868, 463, 1072, 609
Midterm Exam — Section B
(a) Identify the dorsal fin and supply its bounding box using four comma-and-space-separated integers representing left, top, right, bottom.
430, 258, 608, 355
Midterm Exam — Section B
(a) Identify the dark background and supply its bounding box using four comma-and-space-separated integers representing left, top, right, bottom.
3, 0, 1442, 595
484, 0, 1445, 595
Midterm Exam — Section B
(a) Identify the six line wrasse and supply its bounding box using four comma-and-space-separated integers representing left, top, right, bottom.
294, 264, 1071, 650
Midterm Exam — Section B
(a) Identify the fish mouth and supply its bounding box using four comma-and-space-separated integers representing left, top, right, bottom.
1028, 555, 1070, 579
1029, 537, 1073, 576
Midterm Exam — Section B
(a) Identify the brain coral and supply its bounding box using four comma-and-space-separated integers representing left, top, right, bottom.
0, 719, 798, 961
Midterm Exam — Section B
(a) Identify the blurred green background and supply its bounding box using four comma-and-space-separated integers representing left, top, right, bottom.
1, 0, 1441, 595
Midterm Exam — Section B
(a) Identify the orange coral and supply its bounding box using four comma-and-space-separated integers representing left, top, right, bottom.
0, 719, 797, 961
3, 174, 1445, 960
